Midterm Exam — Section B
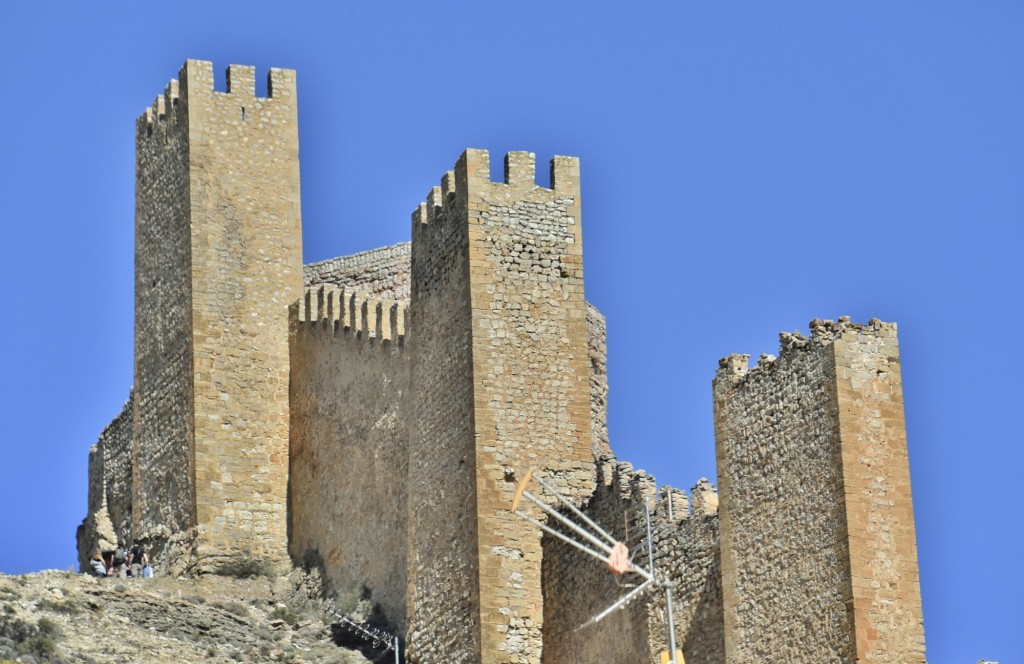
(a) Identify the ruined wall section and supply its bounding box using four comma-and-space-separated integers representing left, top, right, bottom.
541, 461, 724, 664
463, 150, 596, 663
289, 285, 410, 633
77, 394, 134, 570
714, 317, 924, 662
304, 242, 411, 300
133, 74, 196, 542
406, 170, 482, 664
184, 61, 303, 566
102, 394, 135, 547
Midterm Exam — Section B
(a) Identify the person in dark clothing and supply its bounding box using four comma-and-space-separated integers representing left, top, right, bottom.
129, 541, 146, 578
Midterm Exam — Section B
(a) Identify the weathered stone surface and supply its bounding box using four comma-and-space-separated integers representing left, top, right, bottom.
289, 287, 410, 634
714, 318, 925, 663
129, 60, 303, 570
304, 243, 411, 300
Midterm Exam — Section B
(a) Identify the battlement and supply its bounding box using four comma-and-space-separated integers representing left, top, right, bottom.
594, 455, 719, 520
291, 284, 407, 347
458, 148, 581, 198
411, 149, 582, 235
137, 78, 182, 138
137, 60, 297, 138
716, 316, 898, 384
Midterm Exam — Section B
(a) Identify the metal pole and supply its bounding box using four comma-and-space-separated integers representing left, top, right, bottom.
514, 510, 614, 568
533, 474, 620, 547
522, 489, 615, 556
645, 503, 677, 664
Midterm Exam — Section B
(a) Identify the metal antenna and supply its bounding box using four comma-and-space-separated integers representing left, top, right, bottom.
510, 469, 682, 663
324, 605, 400, 664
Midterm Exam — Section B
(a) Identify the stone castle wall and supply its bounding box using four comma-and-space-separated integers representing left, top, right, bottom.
304, 242, 411, 300
133, 71, 197, 542
288, 286, 410, 633
713, 318, 924, 663
541, 460, 724, 664
459, 150, 596, 663
128, 60, 304, 566
101, 396, 135, 547
586, 305, 610, 459
829, 320, 924, 661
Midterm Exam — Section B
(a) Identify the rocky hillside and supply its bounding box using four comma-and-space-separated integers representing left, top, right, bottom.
0, 569, 395, 663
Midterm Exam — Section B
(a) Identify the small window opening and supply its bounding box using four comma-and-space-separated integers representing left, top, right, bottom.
241, 107, 246, 121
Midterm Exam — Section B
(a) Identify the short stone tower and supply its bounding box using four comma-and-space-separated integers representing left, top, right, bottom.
132, 60, 302, 567
713, 319, 925, 662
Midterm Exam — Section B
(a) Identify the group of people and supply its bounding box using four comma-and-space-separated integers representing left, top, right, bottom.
90, 541, 152, 579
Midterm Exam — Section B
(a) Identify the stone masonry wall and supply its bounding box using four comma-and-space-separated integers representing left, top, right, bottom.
406, 167, 482, 664
77, 394, 133, 569
133, 72, 196, 544
289, 285, 410, 634
714, 317, 924, 662
102, 394, 135, 548
463, 150, 595, 664
587, 304, 610, 459
714, 334, 853, 662
831, 319, 925, 661
183, 61, 303, 566
304, 242, 411, 300
541, 460, 724, 664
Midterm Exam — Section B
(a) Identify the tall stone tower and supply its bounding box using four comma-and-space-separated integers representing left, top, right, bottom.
132, 60, 302, 567
406, 150, 596, 663
713, 319, 925, 662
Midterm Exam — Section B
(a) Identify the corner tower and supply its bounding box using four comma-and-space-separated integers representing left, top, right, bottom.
132, 60, 302, 568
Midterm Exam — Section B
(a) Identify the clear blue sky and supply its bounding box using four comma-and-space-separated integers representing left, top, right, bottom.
1, 2, 1021, 661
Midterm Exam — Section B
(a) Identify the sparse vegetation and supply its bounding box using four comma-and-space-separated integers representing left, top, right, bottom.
37, 597, 81, 615
0, 570, 377, 662
215, 600, 251, 618
269, 604, 303, 626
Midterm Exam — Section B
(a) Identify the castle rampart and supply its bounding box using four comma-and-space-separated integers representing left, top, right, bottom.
304, 243, 411, 300
289, 286, 410, 632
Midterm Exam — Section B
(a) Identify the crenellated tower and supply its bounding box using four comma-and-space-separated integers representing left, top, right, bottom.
132, 60, 302, 569
406, 149, 595, 663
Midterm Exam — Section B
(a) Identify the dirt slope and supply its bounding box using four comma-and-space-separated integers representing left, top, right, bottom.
0, 570, 387, 663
